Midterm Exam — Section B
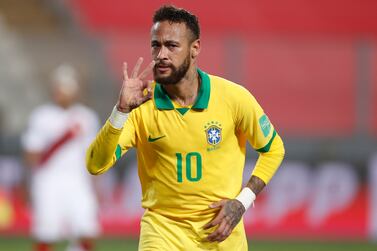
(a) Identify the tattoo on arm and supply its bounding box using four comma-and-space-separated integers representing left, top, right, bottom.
246, 175, 266, 195
223, 200, 245, 229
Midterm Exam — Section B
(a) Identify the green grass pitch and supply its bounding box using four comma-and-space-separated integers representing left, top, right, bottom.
0, 237, 376, 251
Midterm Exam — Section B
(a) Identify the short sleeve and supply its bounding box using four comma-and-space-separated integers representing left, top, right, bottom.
82, 108, 101, 147
21, 111, 48, 152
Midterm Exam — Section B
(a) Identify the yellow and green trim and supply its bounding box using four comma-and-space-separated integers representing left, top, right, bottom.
115, 144, 122, 160
154, 68, 211, 111
256, 130, 277, 153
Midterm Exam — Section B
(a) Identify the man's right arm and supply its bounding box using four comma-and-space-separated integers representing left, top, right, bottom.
86, 120, 124, 175
86, 58, 155, 175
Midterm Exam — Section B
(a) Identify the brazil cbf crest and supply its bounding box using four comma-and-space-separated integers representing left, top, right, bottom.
204, 121, 222, 146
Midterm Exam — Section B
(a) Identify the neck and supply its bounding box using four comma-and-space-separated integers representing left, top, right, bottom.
57, 101, 74, 109
164, 67, 200, 107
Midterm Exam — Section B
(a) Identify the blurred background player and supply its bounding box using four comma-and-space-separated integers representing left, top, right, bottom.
21, 64, 100, 251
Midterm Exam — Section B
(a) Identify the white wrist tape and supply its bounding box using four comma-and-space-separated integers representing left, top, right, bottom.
235, 187, 256, 211
109, 106, 129, 129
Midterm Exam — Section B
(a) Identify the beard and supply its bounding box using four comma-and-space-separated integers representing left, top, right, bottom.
154, 55, 191, 85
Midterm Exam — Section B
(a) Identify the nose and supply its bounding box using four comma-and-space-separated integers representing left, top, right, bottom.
156, 46, 168, 60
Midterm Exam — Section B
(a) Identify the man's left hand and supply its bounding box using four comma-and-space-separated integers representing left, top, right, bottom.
203, 199, 245, 242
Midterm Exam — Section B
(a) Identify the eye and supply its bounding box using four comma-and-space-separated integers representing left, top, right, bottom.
167, 44, 178, 49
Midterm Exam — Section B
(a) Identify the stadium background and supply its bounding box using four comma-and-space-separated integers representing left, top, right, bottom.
1, 0, 377, 250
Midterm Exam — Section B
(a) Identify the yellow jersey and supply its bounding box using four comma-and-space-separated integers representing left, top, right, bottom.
87, 69, 284, 220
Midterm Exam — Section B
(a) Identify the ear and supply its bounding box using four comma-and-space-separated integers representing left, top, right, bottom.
191, 39, 201, 59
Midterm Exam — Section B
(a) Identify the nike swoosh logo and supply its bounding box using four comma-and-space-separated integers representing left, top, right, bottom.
148, 135, 166, 142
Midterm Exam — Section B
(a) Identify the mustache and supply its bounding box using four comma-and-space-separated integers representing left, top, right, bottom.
154, 62, 173, 68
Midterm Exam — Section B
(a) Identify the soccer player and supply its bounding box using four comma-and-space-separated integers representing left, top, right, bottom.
22, 64, 100, 251
87, 5, 285, 251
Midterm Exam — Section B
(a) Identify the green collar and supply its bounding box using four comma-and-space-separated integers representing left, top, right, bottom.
154, 68, 211, 110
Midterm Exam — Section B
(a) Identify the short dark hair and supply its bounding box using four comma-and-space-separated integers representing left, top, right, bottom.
153, 5, 200, 41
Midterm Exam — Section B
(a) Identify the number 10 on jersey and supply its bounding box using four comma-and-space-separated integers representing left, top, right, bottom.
176, 152, 202, 182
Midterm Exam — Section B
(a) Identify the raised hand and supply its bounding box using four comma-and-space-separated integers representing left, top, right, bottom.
203, 199, 245, 242
116, 57, 155, 113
